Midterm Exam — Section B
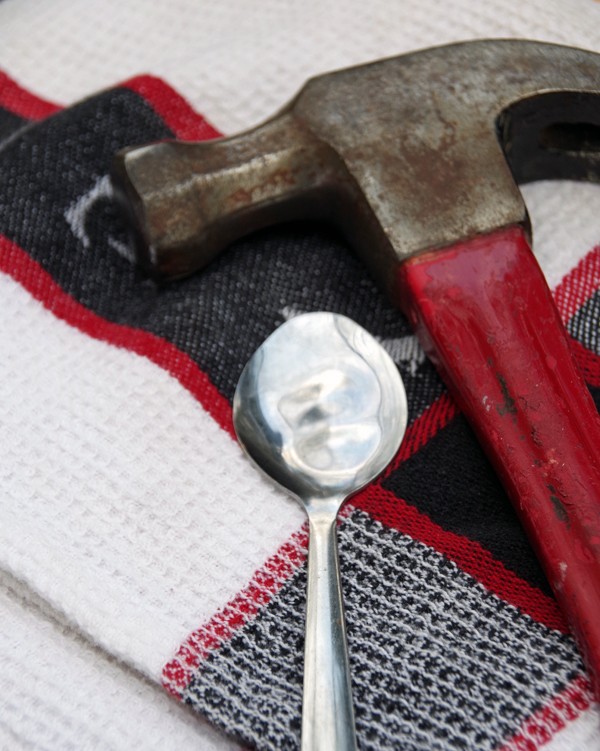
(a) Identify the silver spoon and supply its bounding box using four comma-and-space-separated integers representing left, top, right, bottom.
233, 312, 408, 751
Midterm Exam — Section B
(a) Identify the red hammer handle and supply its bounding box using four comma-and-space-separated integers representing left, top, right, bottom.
398, 226, 600, 689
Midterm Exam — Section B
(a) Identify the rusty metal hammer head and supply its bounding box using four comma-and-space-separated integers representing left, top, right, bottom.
111, 39, 600, 299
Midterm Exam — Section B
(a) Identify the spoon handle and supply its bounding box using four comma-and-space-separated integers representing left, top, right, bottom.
302, 505, 357, 751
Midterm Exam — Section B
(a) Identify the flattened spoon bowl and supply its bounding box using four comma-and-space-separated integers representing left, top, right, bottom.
233, 312, 408, 751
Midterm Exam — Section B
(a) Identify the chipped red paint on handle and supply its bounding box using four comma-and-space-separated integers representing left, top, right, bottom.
397, 226, 600, 694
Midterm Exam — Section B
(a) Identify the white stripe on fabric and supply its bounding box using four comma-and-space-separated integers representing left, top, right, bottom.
0, 270, 304, 678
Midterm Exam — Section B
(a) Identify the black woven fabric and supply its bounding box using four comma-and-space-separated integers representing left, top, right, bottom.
184, 511, 578, 751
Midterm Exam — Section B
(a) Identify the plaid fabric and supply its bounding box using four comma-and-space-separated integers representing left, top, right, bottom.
0, 70, 599, 750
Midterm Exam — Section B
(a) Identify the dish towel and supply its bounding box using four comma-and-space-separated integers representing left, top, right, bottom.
2, 1, 600, 749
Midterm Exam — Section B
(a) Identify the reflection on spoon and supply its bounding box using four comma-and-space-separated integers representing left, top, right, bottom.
233, 312, 408, 751
278, 364, 383, 474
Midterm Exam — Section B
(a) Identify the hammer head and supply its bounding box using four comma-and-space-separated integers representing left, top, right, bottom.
111, 40, 600, 298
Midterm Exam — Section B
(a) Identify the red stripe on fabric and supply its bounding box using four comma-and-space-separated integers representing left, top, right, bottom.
0, 69, 222, 142
553, 245, 600, 322
549, 244, 600, 387
570, 337, 600, 388
162, 525, 309, 696
0, 234, 234, 436
355, 484, 567, 633
498, 674, 593, 751
383, 392, 458, 478
121, 75, 222, 141
0, 70, 61, 120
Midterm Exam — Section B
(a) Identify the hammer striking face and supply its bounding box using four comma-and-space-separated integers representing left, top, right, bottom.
113, 40, 600, 696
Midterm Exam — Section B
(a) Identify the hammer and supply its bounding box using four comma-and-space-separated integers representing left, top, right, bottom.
112, 39, 600, 700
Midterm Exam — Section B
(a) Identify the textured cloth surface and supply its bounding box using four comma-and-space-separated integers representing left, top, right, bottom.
2, 1, 600, 750
0, 569, 237, 751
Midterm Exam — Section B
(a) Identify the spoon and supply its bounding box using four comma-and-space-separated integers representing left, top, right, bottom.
233, 312, 408, 751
